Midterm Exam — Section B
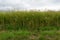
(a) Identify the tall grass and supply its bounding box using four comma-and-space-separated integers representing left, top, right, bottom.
0, 11, 60, 30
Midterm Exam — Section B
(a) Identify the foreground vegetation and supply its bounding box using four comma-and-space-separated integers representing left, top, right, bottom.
0, 30, 60, 40
0, 11, 60, 40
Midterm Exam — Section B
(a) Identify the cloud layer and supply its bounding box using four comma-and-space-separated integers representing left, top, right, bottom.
0, 0, 60, 10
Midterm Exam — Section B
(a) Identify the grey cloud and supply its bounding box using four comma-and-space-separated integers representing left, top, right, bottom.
0, 0, 60, 10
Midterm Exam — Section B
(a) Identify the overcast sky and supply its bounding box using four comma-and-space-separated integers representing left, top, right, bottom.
0, 0, 60, 11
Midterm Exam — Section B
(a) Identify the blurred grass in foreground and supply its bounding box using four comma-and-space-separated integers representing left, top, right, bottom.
0, 30, 60, 40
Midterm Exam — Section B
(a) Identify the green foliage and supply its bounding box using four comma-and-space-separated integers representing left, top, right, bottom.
0, 30, 31, 40
0, 11, 60, 40
0, 30, 60, 40
0, 11, 60, 30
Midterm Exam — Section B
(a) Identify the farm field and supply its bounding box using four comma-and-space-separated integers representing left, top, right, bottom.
0, 11, 60, 40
